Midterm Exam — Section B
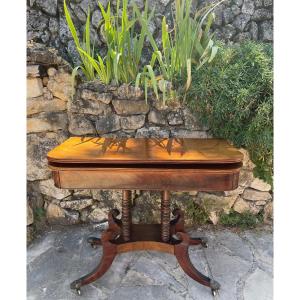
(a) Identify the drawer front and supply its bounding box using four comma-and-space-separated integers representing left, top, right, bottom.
52, 168, 240, 191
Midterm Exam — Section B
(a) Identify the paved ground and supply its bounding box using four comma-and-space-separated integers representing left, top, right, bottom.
27, 225, 273, 300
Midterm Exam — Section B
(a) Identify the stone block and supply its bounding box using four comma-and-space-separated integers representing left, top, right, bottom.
69, 97, 112, 115
148, 110, 166, 125
27, 97, 66, 116
120, 115, 145, 130
27, 78, 44, 98
47, 71, 72, 102
233, 13, 251, 31
60, 199, 93, 210
81, 89, 112, 104
39, 179, 71, 200
260, 21, 273, 41
242, 188, 272, 201
242, 0, 255, 15
112, 100, 149, 115
68, 114, 95, 135
167, 111, 184, 125
252, 8, 272, 21
250, 178, 271, 191
27, 203, 34, 226
27, 65, 40, 77
95, 114, 121, 133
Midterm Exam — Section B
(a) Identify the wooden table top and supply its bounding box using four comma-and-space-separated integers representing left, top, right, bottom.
47, 137, 243, 165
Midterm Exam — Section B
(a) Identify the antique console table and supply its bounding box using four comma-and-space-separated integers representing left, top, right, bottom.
47, 137, 243, 297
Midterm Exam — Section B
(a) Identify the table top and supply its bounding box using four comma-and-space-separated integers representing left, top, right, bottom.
47, 137, 243, 165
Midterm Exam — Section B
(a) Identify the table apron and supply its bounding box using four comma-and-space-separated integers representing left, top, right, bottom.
52, 168, 240, 191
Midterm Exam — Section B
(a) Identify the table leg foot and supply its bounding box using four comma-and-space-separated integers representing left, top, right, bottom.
174, 232, 220, 292
70, 230, 118, 294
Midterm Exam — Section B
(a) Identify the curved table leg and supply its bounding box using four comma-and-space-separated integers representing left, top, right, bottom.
70, 230, 118, 295
174, 232, 220, 295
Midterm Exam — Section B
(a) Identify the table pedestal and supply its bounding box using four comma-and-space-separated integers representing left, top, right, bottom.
70, 190, 220, 297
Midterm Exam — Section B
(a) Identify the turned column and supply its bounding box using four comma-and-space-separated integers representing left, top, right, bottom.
122, 190, 131, 242
161, 190, 171, 242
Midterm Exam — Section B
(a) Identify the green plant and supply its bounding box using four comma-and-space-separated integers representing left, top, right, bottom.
185, 41, 273, 183
186, 200, 210, 224
219, 210, 263, 229
33, 207, 46, 222
136, 0, 223, 104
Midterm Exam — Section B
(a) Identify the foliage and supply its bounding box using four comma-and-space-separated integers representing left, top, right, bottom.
185, 41, 273, 183
219, 210, 263, 229
33, 207, 46, 222
185, 200, 210, 224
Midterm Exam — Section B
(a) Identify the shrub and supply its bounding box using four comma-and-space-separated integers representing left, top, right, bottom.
185, 42, 273, 183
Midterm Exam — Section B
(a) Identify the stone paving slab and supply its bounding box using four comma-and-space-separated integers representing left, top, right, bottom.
27, 225, 273, 300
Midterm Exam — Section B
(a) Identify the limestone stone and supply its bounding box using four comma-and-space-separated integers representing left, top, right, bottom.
242, 188, 272, 201
69, 97, 112, 115
148, 110, 166, 125
81, 89, 112, 104
27, 78, 44, 98
47, 67, 57, 77
223, 8, 234, 24
231, 5, 241, 16
95, 114, 121, 133
235, 32, 251, 42
27, 97, 66, 116
114, 84, 143, 100
27, 65, 40, 77
264, 201, 273, 221
136, 127, 170, 138
59, 17, 73, 43
224, 186, 245, 197
264, 0, 272, 6
167, 111, 184, 125
42, 77, 49, 86
250, 178, 271, 191
60, 199, 93, 210
27, 112, 68, 133
88, 208, 108, 222
233, 197, 251, 213
223, 24, 237, 40
46, 203, 65, 219
249, 21, 258, 40
120, 115, 146, 130
47, 71, 72, 101
49, 17, 59, 35
260, 21, 273, 41
242, 0, 255, 15
64, 210, 80, 224
92, 10, 102, 28
239, 169, 254, 187
112, 100, 149, 115
182, 108, 203, 130
233, 0, 244, 6
27, 203, 34, 226
256, 201, 267, 206
27, 132, 68, 181
252, 8, 272, 21
239, 148, 255, 170
36, 0, 57, 16
233, 13, 251, 31
171, 129, 208, 138
196, 193, 237, 213
72, 5, 87, 24
39, 179, 71, 200
255, 0, 263, 7
68, 114, 95, 135
209, 211, 219, 225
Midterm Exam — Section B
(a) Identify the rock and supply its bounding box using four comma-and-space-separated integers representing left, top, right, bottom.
209, 211, 219, 225
249, 21, 258, 40
171, 129, 208, 138
27, 132, 68, 181
88, 208, 108, 222
263, 0, 272, 6
64, 210, 80, 224
39, 179, 71, 200
95, 114, 121, 133
27, 10, 48, 36
233, 197, 251, 213
92, 10, 102, 28
233, 0, 244, 7
239, 148, 255, 170
27, 78, 44, 98
233, 13, 251, 31
42, 77, 49, 86
260, 21, 273, 41
223, 8, 234, 24
188, 191, 198, 196
223, 24, 237, 40
47, 67, 57, 77
27, 112, 68, 133
46, 203, 65, 219
239, 169, 254, 187
27, 65, 40, 77
250, 178, 271, 191
27, 203, 34, 226
235, 32, 251, 42
213, 5, 224, 26
36, 0, 57, 16
81, 89, 112, 104
231, 5, 241, 16
68, 113, 95, 135
69, 96, 112, 115
148, 110, 166, 125
256, 201, 267, 206
27, 97, 66, 115
167, 111, 184, 125
136, 127, 170, 138
115, 84, 143, 100
242, 188, 272, 201
242, 0, 255, 15
67, 40, 82, 66
59, 17, 73, 43
182, 108, 203, 130
72, 5, 87, 24
120, 115, 146, 130
160, 0, 171, 6
252, 8, 272, 21
112, 100, 149, 115
60, 199, 93, 210
224, 186, 245, 196
263, 201, 273, 221
47, 71, 72, 102
49, 17, 59, 35
255, 0, 263, 7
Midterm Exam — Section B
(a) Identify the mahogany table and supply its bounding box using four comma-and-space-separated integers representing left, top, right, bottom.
47, 137, 243, 296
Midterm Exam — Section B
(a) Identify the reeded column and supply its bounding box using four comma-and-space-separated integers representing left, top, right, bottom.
161, 190, 171, 242
122, 190, 131, 242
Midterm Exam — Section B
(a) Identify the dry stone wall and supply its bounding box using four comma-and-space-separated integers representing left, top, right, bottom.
27, 0, 273, 66
27, 42, 273, 239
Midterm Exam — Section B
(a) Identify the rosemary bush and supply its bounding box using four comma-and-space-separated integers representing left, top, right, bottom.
185, 42, 273, 183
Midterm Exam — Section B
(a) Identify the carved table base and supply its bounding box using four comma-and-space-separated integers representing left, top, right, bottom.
70, 191, 220, 297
